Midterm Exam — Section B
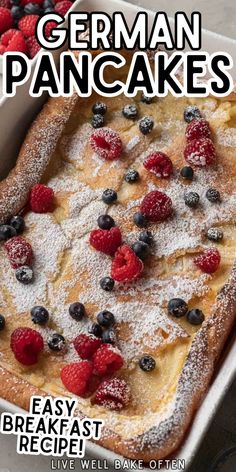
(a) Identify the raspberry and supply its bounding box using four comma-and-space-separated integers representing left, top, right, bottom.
18, 15, 39, 38
54, 0, 72, 16
140, 190, 173, 222
4, 236, 33, 269
143, 152, 173, 178
61, 361, 95, 396
44, 20, 57, 38
0, 44, 5, 54
186, 119, 211, 141
93, 344, 124, 376
30, 183, 54, 213
0, 7, 12, 34
0, 0, 10, 9
111, 245, 143, 282
89, 227, 122, 256
1, 28, 18, 46
26, 35, 41, 58
10, 327, 44, 365
90, 128, 123, 160
5, 31, 27, 53
21, 0, 43, 6
184, 138, 216, 167
93, 378, 131, 410
73, 334, 102, 360
194, 248, 221, 274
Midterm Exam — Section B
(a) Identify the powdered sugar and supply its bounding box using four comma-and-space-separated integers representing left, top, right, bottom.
109, 164, 236, 258
109, 301, 188, 363
60, 123, 91, 165
0, 213, 70, 312
41, 234, 210, 365
1, 87, 236, 457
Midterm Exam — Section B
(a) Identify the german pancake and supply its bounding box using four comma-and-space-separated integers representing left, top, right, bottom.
0, 49, 236, 462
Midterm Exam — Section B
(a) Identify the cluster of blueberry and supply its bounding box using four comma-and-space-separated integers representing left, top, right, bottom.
88, 308, 156, 373
28, 302, 155, 377
91, 101, 107, 129
88, 102, 222, 374
168, 298, 205, 326
122, 100, 155, 135
30, 302, 118, 349
184, 186, 221, 210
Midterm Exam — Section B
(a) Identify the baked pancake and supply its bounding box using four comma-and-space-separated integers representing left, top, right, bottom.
0, 50, 236, 461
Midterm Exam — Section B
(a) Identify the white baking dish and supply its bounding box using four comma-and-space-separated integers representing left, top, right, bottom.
0, 0, 236, 469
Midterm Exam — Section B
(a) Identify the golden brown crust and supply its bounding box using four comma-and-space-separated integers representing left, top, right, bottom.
0, 264, 235, 460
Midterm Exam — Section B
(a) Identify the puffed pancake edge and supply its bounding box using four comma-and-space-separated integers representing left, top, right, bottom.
0, 262, 235, 461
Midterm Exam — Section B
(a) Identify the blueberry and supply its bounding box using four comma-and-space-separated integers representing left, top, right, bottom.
11, 5, 24, 19
141, 93, 153, 104
102, 189, 117, 205
125, 169, 139, 183
9, 215, 25, 234
16, 266, 34, 285
97, 310, 115, 328
69, 302, 85, 321
0, 224, 17, 241
206, 188, 221, 203
184, 105, 202, 123
207, 227, 223, 242
184, 192, 200, 208
48, 333, 66, 351
139, 230, 153, 246
139, 117, 154, 135
44, 7, 54, 12
180, 166, 194, 181
186, 309, 205, 325
133, 212, 148, 228
139, 355, 156, 372
88, 323, 103, 338
100, 277, 114, 292
31, 306, 49, 325
168, 298, 188, 318
24, 3, 42, 14
43, 0, 54, 8
97, 214, 115, 230
0, 314, 6, 331
132, 241, 149, 260
122, 104, 138, 120
102, 329, 116, 344
11, 0, 21, 4
91, 114, 104, 129
92, 102, 107, 115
